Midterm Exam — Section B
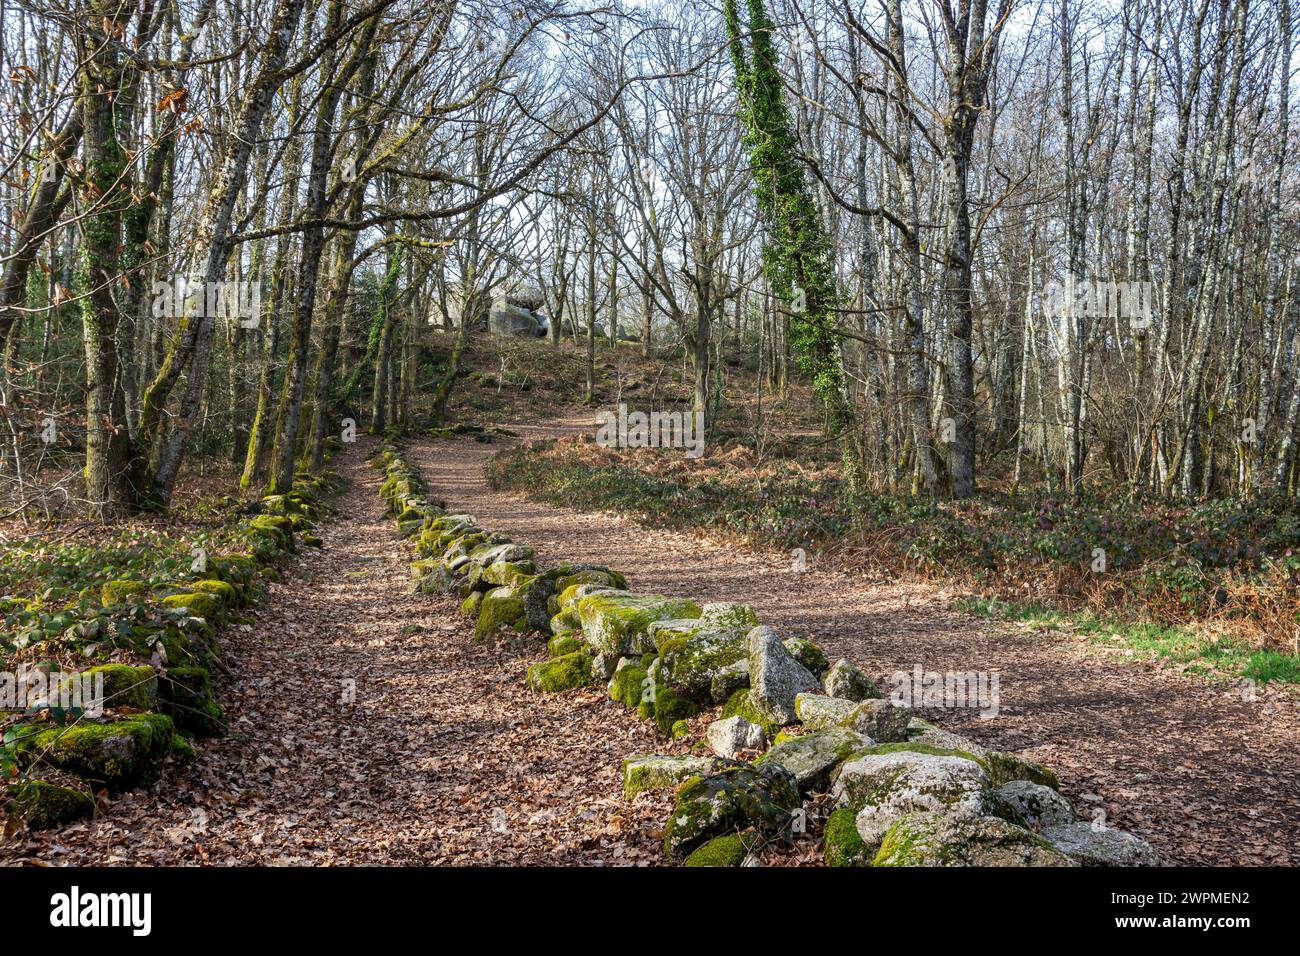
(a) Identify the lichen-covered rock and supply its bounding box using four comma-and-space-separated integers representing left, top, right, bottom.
412, 563, 458, 596
6, 780, 94, 830
720, 689, 783, 739
469, 542, 534, 568
657, 628, 747, 701
793, 692, 857, 730
526, 651, 595, 693
1042, 822, 1161, 866
24, 713, 175, 791
746, 625, 820, 727
981, 751, 1060, 790
481, 559, 536, 588
647, 617, 711, 652
558, 582, 620, 610
710, 659, 749, 704
831, 747, 990, 850
823, 658, 882, 702
755, 727, 872, 795
874, 812, 1076, 867
522, 563, 626, 635
823, 806, 871, 867
992, 780, 1076, 829
663, 761, 801, 861
101, 580, 146, 606
906, 717, 988, 757
475, 586, 527, 641
782, 637, 829, 677
845, 699, 913, 742
554, 567, 625, 593
577, 592, 702, 657
622, 754, 716, 799
706, 716, 766, 759
683, 833, 751, 867
69, 664, 157, 712
699, 602, 760, 631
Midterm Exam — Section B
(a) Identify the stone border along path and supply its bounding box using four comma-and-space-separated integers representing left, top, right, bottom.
3, 431, 1294, 866
0, 469, 332, 842
408, 420, 1300, 867
387, 441, 1163, 866
0, 438, 672, 865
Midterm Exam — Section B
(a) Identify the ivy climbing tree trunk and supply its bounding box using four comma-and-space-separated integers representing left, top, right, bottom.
723, 0, 862, 487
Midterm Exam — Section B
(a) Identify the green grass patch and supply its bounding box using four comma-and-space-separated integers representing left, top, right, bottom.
957, 596, 1297, 684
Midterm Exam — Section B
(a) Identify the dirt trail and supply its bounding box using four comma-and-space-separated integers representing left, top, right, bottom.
0, 440, 668, 865
4, 424, 1295, 866
415, 416, 1300, 866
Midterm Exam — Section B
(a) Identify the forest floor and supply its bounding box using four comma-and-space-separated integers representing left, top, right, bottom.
3, 417, 1297, 866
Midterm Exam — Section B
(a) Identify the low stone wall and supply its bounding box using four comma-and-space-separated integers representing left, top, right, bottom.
375, 441, 1160, 868
2, 470, 338, 833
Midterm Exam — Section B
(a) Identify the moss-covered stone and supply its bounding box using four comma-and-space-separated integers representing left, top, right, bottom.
207, 555, 258, 603
981, 751, 1060, 791
25, 713, 175, 791
657, 628, 747, 702
607, 659, 650, 709
481, 560, 536, 587
755, 727, 871, 795
247, 514, 296, 553
162, 591, 222, 624
71, 664, 157, 711
6, 780, 94, 831
653, 690, 698, 736
670, 719, 692, 739
526, 651, 596, 692
663, 761, 801, 860
460, 590, 484, 618
158, 666, 224, 736
188, 579, 239, 606
170, 733, 198, 764
547, 633, 585, 657
783, 637, 829, 677
831, 746, 991, 850
577, 592, 702, 656
555, 568, 625, 593
720, 689, 783, 738
474, 587, 526, 641
699, 602, 761, 631
823, 806, 871, 866
683, 833, 749, 867
823, 658, 883, 702
621, 754, 715, 799
873, 812, 1076, 867
101, 580, 146, 606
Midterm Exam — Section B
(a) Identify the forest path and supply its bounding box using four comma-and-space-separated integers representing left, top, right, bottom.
3, 426, 1296, 866
413, 414, 1300, 866
0, 439, 668, 865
